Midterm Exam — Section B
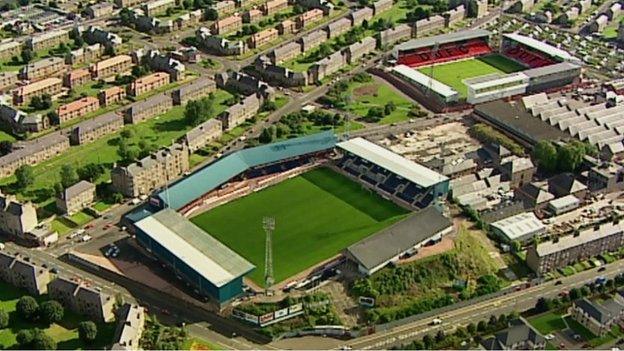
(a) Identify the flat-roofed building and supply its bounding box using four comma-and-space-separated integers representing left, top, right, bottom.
0, 194, 39, 241
269, 42, 302, 64
297, 8, 324, 28
465, 72, 530, 105
349, 7, 373, 26
219, 94, 261, 130
124, 93, 173, 124
111, 143, 189, 197
262, 0, 288, 15
211, 14, 243, 35
63, 68, 91, 89
66, 44, 102, 66
326, 17, 351, 38
172, 77, 216, 105
372, 0, 393, 15
344, 36, 376, 64
142, 0, 176, 16
20, 57, 66, 81
344, 207, 453, 275
299, 30, 326, 52
185, 118, 222, 152
48, 277, 115, 323
490, 212, 545, 244
56, 180, 96, 215
85, 2, 114, 18
526, 222, 624, 274
90, 55, 133, 79
13, 77, 63, 105
244, 8, 264, 23
56, 96, 100, 124
278, 19, 297, 34
0, 72, 18, 92
70, 112, 124, 145
98, 86, 127, 106
111, 304, 146, 350
0, 41, 21, 61
128, 72, 170, 96
547, 194, 580, 215
0, 252, 51, 295
248, 28, 279, 48
27, 29, 69, 51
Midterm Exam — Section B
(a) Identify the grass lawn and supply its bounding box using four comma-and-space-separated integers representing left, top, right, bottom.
603, 15, 623, 39
190, 167, 408, 286
559, 266, 576, 276
51, 217, 78, 237
0, 281, 115, 349
0, 131, 16, 143
348, 81, 413, 124
69, 211, 95, 226
528, 311, 566, 334
0, 89, 233, 208
181, 337, 225, 350
417, 54, 527, 97
92, 201, 114, 212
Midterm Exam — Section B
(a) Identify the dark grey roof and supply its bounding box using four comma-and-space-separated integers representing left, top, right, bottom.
490, 318, 545, 349
394, 29, 491, 52
522, 62, 581, 78
73, 112, 122, 134
548, 173, 587, 196
574, 298, 621, 324
61, 180, 95, 200
345, 207, 451, 271
0, 132, 68, 167
176, 77, 214, 96
127, 93, 172, 115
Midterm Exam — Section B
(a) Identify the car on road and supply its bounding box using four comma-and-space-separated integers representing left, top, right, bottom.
431, 318, 442, 325
598, 267, 606, 272
545, 334, 555, 340
81, 235, 92, 242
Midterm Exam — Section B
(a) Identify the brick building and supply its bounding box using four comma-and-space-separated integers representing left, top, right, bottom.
13, 77, 63, 105
90, 55, 133, 79
123, 93, 173, 124
128, 72, 170, 96
56, 96, 100, 124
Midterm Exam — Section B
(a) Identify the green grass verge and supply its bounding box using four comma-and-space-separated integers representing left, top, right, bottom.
528, 311, 566, 334
417, 54, 527, 97
190, 167, 408, 286
51, 217, 78, 237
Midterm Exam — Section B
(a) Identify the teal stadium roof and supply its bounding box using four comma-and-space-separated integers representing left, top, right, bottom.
156, 131, 338, 210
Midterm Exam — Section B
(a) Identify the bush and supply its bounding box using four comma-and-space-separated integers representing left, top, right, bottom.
468, 123, 524, 156
78, 321, 98, 343
0, 309, 8, 328
39, 300, 64, 324
16, 296, 39, 321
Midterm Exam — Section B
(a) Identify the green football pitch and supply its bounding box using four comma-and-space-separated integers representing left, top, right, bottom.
417, 54, 527, 97
190, 167, 408, 286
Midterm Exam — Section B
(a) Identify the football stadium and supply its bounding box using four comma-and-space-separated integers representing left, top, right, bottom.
125, 131, 451, 307
389, 29, 583, 111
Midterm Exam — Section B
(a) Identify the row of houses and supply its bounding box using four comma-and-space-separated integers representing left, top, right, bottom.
587, 1, 623, 33
127, 7, 204, 34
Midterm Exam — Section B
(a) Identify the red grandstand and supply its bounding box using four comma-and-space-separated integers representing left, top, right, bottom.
392, 29, 493, 68
500, 33, 574, 68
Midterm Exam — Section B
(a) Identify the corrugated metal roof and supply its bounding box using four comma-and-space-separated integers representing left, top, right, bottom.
135, 209, 254, 287
491, 212, 545, 240
503, 34, 576, 62
393, 29, 491, 52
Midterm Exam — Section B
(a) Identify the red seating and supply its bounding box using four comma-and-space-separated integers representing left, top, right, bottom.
397, 39, 492, 67
502, 45, 554, 68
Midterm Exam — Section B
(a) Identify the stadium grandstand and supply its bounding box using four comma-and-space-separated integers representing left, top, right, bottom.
501, 33, 583, 67
465, 72, 529, 104
392, 29, 493, 68
336, 137, 450, 209
134, 209, 254, 306
343, 206, 453, 275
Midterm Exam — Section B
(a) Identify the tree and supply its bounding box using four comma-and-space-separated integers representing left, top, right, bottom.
60, 164, 79, 188
21, 49, 34, 63
39, 301, 64, 324
533, 140, 557, 172
112, 192, 124, 203
467, 322, 476, 334
16, 329, 34, 347
435, 329, 445, 343
0, 140, 13, 156
384, 101, 396, 115
16, 296, 39, 321
259, 126, 275, 144
535, 297, 551, 313
47, 111, 59, 125
183, 96, 215, 126
78, 321, 98, 343
78, 163, 105, 182
31, 329, 57, 350
15, 165, 35, 189
120, 129, 133, 139
406, 7, 431, 22
0, 309, 8, 328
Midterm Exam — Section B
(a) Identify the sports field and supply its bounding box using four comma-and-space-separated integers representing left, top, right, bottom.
190, 167, 409, 286
417, 54, 526, 97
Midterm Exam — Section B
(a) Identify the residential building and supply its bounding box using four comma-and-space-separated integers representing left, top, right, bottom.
344, 36, 376, 64
83, 26, 122, 51
66, 44, 102, 66
27, 29, 69, 51
0, 41, 21, 61
63, 68, 91, 89
48, 277, 115, 323
570, 298, 624, 337
299, 30, 326, 52
269, 42, 303, 64
415, 15, 445, 37
349, 7, 373, 26
547, 173, 588, 198
111, 143, 189, 197
70, 112, 124, 145
500, 156, 535, 188
297, 0, 333, 13
211, 14, 243, 35
481, 318, 546, 350
509, 0, 534, 13
196, 28, 248, 56
0, 194, 38, 238
0, 252, 51, 295
254, 56, 309, 87
248, 28, 279, 48
278, 19, 297, 34
475, 0, 488, 18
0, 105, 49, 133
297, 8, 324, 28
515, 181, 555, 210
0, 72, 18, 92
211, 0, 236, 17
174, 9, 203, 31
90, 55, 133, 79
128, 72, 170, 96
379, 24, 412, 47
13, 77, 63, 105
98, 86, 127, 106
219, 94, 261, 130
111, 304, 146, 350
56, 181, 96, 215
20, 57, 66, 81
372, 0, 393, 15
526, 221, 624, 274
244, 8, 264, 23
123, 93, 173, 124
308, 50, 346, 82
115, 0, 148, 7
85, 2, 114, 18
444, 4, 466, 27
142, 0, 176, 16
262, 0, 288, 15
56, 96, 100, 124
172, 77, 216, 105
490, 212, 546, 244
185, 118, 223, 152
326, 18, 352, 38
215, 70, 274, 98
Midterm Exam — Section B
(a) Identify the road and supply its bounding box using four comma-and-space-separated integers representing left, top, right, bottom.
338, 261, 624, 350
